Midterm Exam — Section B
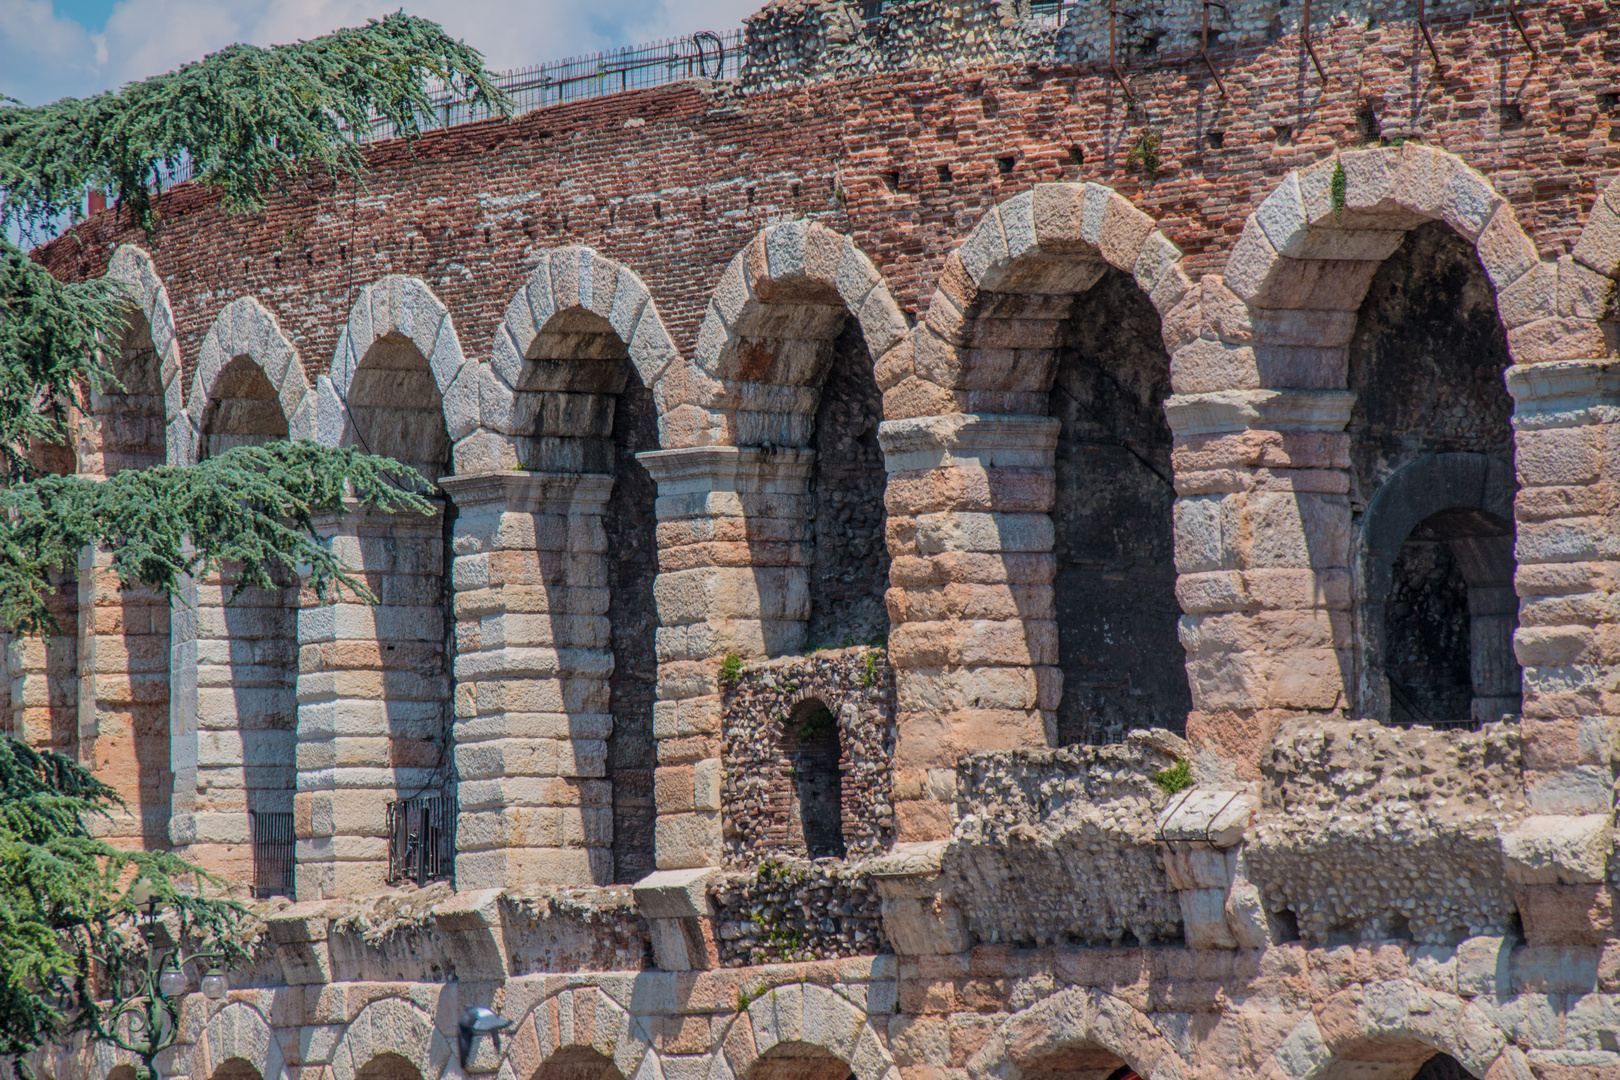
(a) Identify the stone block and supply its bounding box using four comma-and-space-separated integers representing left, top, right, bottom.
1517, 884, 1617, 947
1155, 790, 1256, 847
1502, 815, 1614, 885
1179, 888, 1238, 950
633, 867, 716, 919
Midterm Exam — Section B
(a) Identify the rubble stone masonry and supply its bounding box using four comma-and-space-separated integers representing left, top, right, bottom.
15, 2, 1620, 1079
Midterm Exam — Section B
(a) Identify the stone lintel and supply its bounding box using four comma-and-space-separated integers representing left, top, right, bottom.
440, 469, 615, 514
1162, 389, 1356, 437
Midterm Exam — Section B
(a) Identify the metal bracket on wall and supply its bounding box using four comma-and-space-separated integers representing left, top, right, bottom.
1417, 0, 1445, 72
1202, 0, 1228, 98
1505, 1, 1538, 59
1299, 0, 1327, 85
1109, 0, 1134, 101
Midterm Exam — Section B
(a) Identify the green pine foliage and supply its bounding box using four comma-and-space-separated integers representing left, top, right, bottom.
0, 13, 511, 1070
0, 441, 433, 633
0, 12, 509, 232
0, 738, 251, 1066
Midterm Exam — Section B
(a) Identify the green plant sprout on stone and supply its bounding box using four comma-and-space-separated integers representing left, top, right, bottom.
798, 707, 836, 741
1151, 758, 1194, 795
1330, 157, 1347, 220
860, 650, 881, 688
1125, 131, 1163, 178
720, 653, 744, 687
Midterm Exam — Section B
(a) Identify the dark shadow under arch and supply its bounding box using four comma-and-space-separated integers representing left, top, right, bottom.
531, 1046, 624, 1080
355, 1054, 422, 1080
746, 1042, 854, 1080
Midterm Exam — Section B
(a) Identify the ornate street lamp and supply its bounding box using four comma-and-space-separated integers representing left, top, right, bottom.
90, 882, 233, 1080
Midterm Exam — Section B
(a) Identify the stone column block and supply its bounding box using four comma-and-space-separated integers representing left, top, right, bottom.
637, 446, 815, 870
295, 501, 447, 900
442, 471, 615, 890
878, 415, 1060, 841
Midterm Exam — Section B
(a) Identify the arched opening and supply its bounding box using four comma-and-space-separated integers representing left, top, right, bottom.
355, 1054, 422, 1080
347, 334, 453, 483
211, 1059, 264, 1080
1318, 1045, 1480, 1080
806, 316, 888, 649
194, 352, 297, 885
780, 697, 845, 858
531, 1047, 624, 1080
1012, 1045, 1132, 1080
77, 306, 173, 849
1413, 1054, 1478, 1080
200, 356, 287, 460
1348, 221, 1519, 728
513, 304, 659, 884
1047, 268, 1183, 745
746, 1043, 854, 1080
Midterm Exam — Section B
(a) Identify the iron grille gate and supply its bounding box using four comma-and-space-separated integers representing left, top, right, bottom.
387, 794, 456, 887
250, 810, 295, 899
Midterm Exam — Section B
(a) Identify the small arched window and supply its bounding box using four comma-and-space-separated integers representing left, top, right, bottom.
783, 699, 845, 859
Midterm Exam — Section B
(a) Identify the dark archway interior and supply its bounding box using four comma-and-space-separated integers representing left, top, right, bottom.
1385, 507, 1516, 727
604, 365, 659, 885
806, 317, 889, 649
1413, 1054, 1479, 1080
1347, 221, 1519, 728
201, 356, 288, 461
782, 698, 845, 859
747, 1042, 854, 1080
1017, 1044, 1131, 1080
355, 1054, 423, 1080
532, 1047, 625, 1080
1048, 267, 1185, 745
520, 307, 659, 884
212, 1059, 264, 1080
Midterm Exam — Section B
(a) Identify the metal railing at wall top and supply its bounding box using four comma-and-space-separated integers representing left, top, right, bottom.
250, 810, 295, 899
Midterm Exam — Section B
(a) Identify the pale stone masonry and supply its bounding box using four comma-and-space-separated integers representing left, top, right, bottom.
17, 2, 1620, 1079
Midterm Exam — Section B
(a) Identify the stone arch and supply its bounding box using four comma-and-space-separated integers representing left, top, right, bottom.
708, 982, 896, 1080
885, 183, 1193, 751
505, 986, 649, 1080
329, 998, 451, 1080
322, 275, 477, 480
1204, 144, 1550, 392
891, 181, 1190, 418
175, 295, 307, 890
966, 987, 1184, 1080
1572, 170, 1620, 290
474, 244, 679, 464
186, 296, 311, 465
189, 1001, 289, 1080
672, 219, 907, 448
102, 244, 185, 466
1259, 997, 1517, 1080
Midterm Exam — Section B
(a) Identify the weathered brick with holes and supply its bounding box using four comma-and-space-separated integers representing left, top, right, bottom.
15, 2, 1620, 1080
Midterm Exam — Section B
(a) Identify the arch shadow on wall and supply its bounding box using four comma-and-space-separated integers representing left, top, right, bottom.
965, 986, 1185, 1080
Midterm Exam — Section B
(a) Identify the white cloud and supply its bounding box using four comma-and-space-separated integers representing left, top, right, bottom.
1, 0, 761, 105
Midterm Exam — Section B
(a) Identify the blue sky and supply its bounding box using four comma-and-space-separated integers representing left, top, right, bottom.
1, 0, 758, 105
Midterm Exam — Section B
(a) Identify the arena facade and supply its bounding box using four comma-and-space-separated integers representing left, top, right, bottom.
15, 1, 1620, 1079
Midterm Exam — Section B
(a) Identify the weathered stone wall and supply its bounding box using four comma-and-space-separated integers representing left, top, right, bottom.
710, 856, 888, 966
720, 649, 896, 864
21, 6, 1620, 1079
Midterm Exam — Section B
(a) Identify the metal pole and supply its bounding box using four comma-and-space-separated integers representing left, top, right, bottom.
1417, 0, 1444, 72
1202, 1, 1228, 98
1109, 0, 1133, 100
1300, 0, 1327, 85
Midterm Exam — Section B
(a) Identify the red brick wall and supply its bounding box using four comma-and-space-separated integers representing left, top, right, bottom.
36, 1, 1616, 394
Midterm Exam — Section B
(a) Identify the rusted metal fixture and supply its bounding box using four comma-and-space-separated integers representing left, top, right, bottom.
1300, 0, 1328, 85
1202, 0, 1228, 98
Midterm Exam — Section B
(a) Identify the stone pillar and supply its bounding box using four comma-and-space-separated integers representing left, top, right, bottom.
180, 565, 298, 878
6, 575, 77, 756
877, 413, 1058, 843
295, 502, 447, 900
441, 470, 614, 890
636, 446, 813, 871
77, 546, 170, 850
1505, 360, 1620, 815
1163, 389, 1356, 776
